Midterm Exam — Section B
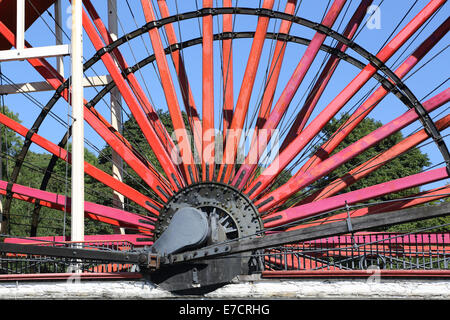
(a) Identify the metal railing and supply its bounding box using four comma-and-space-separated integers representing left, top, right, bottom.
0, 240, 139, 275
263, 232, 450, 271
2, 232, 449, 276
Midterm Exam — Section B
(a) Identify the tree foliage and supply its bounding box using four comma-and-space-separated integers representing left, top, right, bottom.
313, 115, 430, 201
313, 115, 448, 232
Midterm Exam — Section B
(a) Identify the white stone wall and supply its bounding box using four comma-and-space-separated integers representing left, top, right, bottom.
0, 278, 449, 299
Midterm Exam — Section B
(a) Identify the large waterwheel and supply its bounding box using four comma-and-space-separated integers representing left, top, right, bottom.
0, 0, 448, 291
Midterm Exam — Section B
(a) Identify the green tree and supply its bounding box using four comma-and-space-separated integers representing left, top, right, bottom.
0, 104, 114, 237
311, 115, 430, 201
308, 115, 449, 232
0, 106, 23, 178
97, 110, 174, 208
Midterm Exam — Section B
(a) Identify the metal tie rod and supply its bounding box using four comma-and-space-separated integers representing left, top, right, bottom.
165, 202, 450, 264
1, 202, 449, 269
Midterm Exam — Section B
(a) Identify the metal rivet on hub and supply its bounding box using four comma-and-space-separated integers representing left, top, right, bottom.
155, 182, 262, 242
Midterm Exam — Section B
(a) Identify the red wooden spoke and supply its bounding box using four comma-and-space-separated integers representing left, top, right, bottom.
218, 0, 275, 183
0, 20, 173, 201
291, 17, 449, 181
256, 89, 449, 211
4, 234, 153, 247
140, 0, 197, 184
0, 180, 155, 233
202, 0, 215, 181
156, 0, 203, 167
81, 7, 184, 191
253, 0, 298, 132
299, 114, 450, 205
288, 185, 450, 231
82, 0, 179, 174
280, 0, 374, 151
244, 0, 446, 199
0, 0, 448, 267
263, 166, 450, 228
83, 107, 173, 201
0, 112, 162, 215
232, 0, 298, 188
221, 0, 235, 142
233, 0, 348, 189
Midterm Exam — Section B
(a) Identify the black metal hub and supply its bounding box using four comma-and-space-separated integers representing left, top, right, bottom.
155, 182, 262, 242
149, 182, 263, 292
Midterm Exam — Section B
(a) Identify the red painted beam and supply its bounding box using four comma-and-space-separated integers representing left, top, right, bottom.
218, 0, 275, 183
0, 20, 173, 202
291, 17, 450, 182
257, 88, 449, 211
0, 112, 161, 216
202, 0, 216, 181
80, 5, 183, 192
201, 0, 215, 181
0, 272, 143, 281
244, 0, 447, 199
263, 167, 449, 228
82, 0, 180, 184
140, 0, 197, 184
222, 0, 235, 141
262, 270, 450, 278
310, 232, 450, 245
299, 114, 450, 204
4, 234, 153, 246
288, 185, 450, 230
233, 0, 351, 189
156, 0, 203, 167
0, 180, 155, 232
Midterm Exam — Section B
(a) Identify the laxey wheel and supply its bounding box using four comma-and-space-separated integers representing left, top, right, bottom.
0, 0, 448, 291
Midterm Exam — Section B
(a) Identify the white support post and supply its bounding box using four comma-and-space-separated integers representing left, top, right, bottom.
70, 0, 84, 246
55, 0, 64, 77
108, 0, 125, 235
1, 0, 26, 234
16, 0, 25, 51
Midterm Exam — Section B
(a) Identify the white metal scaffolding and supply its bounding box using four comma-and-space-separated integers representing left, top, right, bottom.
70, 0, 84, 244
0, 1, 119, 243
